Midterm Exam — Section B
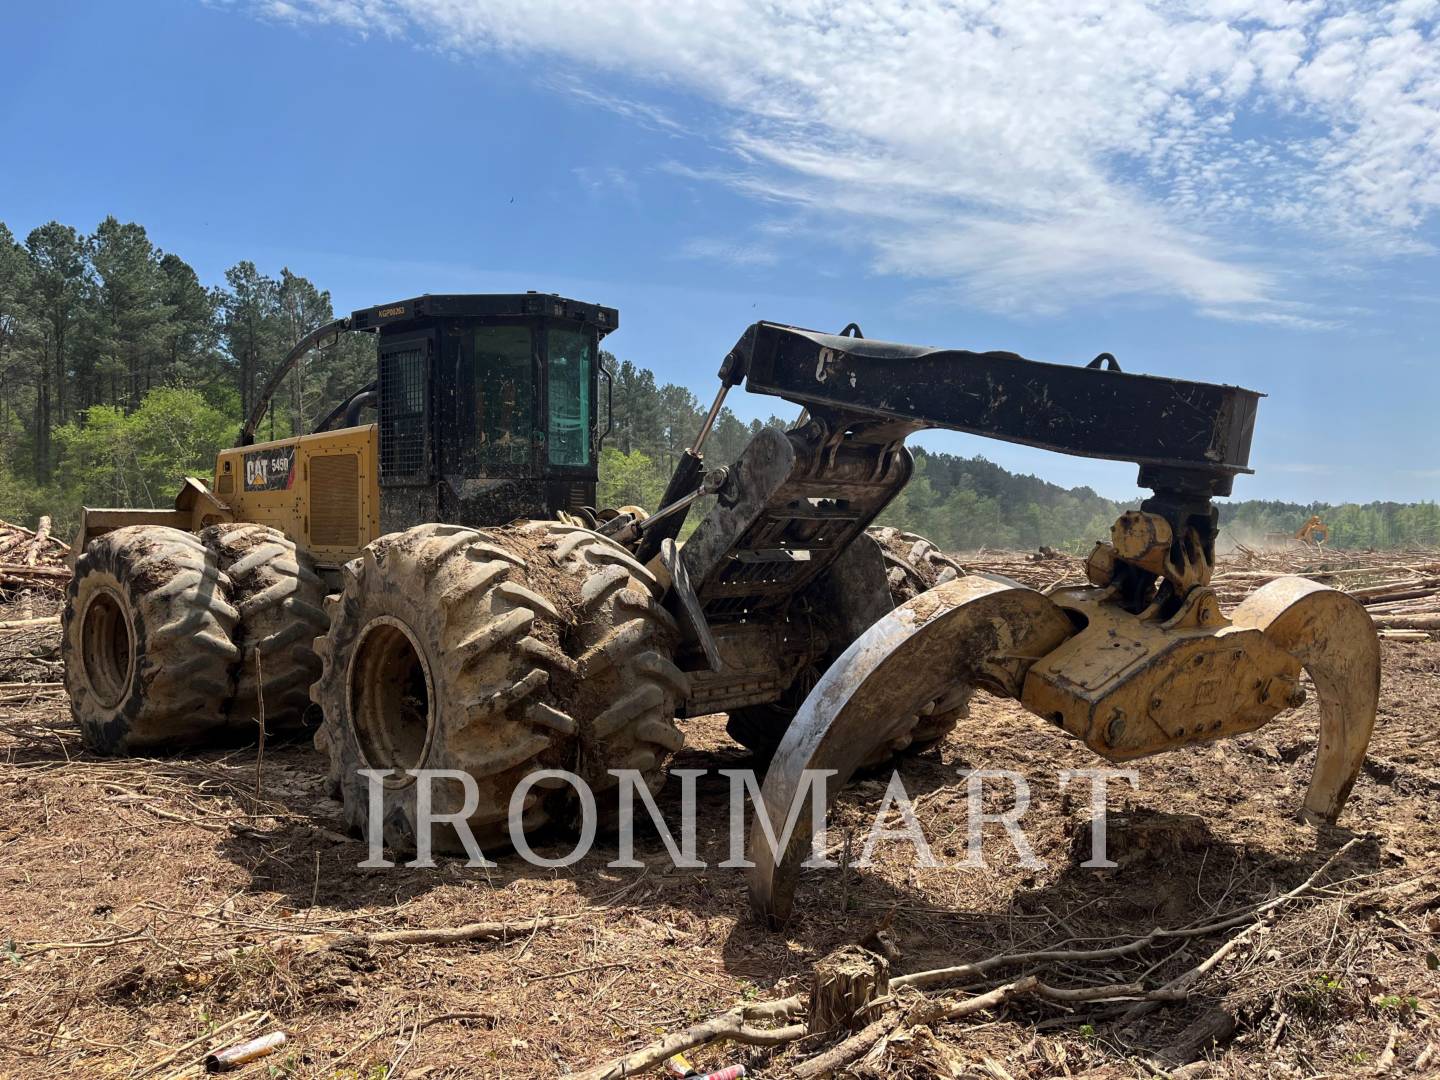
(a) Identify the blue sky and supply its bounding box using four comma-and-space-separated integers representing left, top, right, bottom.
2, 0, 1437, 504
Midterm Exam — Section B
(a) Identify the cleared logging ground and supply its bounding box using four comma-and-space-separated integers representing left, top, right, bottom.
0, 550, 1437, 1079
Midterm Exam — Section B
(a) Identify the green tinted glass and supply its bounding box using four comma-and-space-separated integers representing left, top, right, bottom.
547, 327, 593, 467
473, 326, 533, 466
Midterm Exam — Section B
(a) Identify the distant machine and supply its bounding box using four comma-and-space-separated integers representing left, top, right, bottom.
1266, 514, 1330, 548
1295, 514, 1330, 546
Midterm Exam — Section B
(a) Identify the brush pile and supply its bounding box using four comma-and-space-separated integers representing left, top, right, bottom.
1212, 542, 1440, 637
958, 546, 1086, 591
0, 515, 70, 590
0, 517, 70, 639
962, 543, 1440, 637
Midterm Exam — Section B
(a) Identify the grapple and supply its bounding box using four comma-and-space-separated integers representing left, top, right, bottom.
747, 512, 1381, 926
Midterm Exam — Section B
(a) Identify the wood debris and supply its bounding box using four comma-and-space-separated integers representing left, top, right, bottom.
963, 543, 1440, 634
0, 516, 71, 595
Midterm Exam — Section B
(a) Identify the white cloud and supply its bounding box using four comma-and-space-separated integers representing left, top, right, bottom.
240, 0, 405, 35
678, 236, 780, 268
572, 165, 638, 200
236, 0, 1440, 319
548, 78, 686, 136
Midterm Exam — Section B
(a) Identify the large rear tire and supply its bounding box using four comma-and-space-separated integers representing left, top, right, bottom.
202, 524, 328, 739
520, 521, 687, 809
313, 522, 685, 856
62, 526, 239, 754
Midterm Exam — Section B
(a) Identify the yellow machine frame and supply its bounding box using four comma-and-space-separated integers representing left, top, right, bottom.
74, 425, 381, 569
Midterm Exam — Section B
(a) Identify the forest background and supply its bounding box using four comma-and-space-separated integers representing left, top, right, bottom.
3, 217, 1434, 552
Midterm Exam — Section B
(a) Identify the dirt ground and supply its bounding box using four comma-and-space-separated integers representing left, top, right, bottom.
1, 556, 1438, 1079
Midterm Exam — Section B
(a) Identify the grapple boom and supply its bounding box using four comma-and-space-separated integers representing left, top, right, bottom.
673, 322, 1263, 660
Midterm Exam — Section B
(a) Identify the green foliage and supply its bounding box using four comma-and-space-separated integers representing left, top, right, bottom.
1, 213, 1437, 554
53, 387, 235, 517
1289, 972, 1349, 1022
1373, 994, 1420, 1017
0, 213, 381, 531
597, 448, 666, 511
874, 451, 1131, 553
0, 453, 31, 524
1219, 498, 1440, 549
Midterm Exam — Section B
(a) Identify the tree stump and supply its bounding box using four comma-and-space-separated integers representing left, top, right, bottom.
807, 944, 890, 1035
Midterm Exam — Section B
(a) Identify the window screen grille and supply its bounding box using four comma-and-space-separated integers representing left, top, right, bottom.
379, 344, 425, 478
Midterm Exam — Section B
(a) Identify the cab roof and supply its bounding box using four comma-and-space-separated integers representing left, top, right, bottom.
348, 293, 618, 336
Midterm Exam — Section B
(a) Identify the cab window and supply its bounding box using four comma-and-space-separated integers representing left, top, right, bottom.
547, 327, 593, 467
473, 326, 533, 466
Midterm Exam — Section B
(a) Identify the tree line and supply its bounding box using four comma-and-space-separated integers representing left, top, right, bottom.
0, 217, 373, 524
1216, 499, 1440, 551
1, 216, 1434, 551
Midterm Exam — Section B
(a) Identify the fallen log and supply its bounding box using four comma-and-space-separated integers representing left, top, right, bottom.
347, 916, 576, 948
1372, 614, 1440, 630
1358, 584, 1440, 605
792, 1009, 904, 1079
1150, 1007, 1237, 1070
1363, 598, 1440, 615
795, 978, 1144, 1078
76, 913, 586, 998
23, 516, 50, 567
0, 564, 70, 578
0, 615, 60, 631
573, 996, 807, 1080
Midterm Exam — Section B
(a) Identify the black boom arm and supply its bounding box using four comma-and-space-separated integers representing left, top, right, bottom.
725, 321, 1260, 496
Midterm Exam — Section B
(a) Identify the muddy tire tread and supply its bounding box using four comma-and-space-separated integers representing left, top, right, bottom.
313, 524, 573, 850
63, 525, 239, 753
202, 523, 328, 736
521, 521, 686, 799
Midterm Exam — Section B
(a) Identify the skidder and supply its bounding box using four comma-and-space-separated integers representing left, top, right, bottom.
59, 295, 1379, 927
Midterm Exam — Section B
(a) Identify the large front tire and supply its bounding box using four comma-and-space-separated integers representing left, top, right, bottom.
62, 526, 240, 754
313, 522, 686, 856
313, 524, 575, 852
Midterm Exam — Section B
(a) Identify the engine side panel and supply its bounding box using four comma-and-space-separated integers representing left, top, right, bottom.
214, 425, 381, 568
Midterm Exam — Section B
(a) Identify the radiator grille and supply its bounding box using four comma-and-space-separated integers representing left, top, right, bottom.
379, 344, 426, 478
309, 454, 360, 547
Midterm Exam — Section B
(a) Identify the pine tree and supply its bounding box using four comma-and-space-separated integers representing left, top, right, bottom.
24, 222, 89, 480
